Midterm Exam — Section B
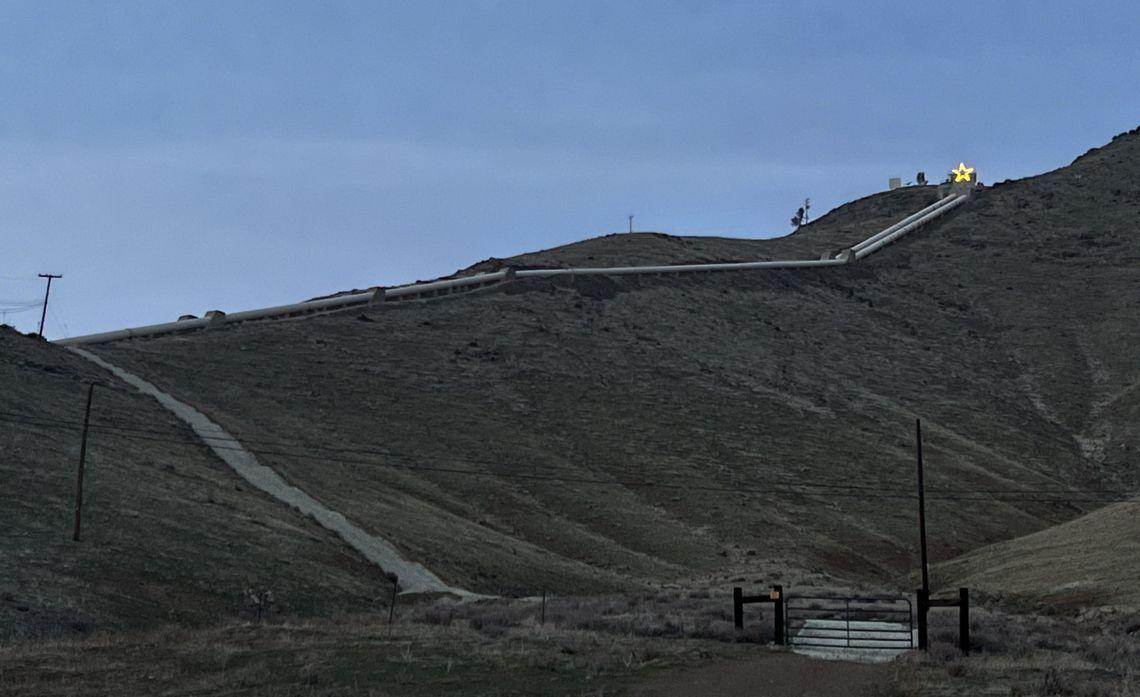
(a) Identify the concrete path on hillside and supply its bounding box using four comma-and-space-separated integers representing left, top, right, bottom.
71, 347, 470, 597
631, 653, 889, 697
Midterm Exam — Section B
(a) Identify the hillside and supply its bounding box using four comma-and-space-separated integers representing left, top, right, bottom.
461, 186, 938, 273
78, 127, 1140, 600
938, 500, 1140, 609
0, 327, 388, 638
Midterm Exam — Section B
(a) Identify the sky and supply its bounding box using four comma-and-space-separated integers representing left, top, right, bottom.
2, 1, 1139, 339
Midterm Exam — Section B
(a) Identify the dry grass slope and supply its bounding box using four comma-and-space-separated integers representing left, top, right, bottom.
0, 328, 388, 639
85, 127, 1140, 600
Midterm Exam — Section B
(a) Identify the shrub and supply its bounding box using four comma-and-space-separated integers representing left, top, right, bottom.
944, 658, 968, 678
1040, 667, 1069, 695
927, 641, 962, 665
421, 605, 455, 627
964, 611, 1032, 657
1080, 634, 1140, 668
1037, 668, 1114, 697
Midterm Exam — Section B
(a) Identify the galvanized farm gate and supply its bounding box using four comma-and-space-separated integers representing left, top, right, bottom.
784, 594, 914, 650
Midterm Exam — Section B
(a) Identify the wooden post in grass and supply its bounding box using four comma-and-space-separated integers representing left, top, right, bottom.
73, 384, 94, 542
732, 585, 784, 644
733, 587, 744, 629
772, 585, 785, 646
916, 587, 929, 650
959, 587, 970, 654
921, 587, 970, 653
387, 573, 399, 628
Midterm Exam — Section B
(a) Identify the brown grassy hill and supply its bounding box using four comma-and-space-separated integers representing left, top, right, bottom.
82, 126, 1140, 600
936, 500, 1140, 610
0, 327, 388, 638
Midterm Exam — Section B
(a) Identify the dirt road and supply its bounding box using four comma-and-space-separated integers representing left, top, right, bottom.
631, 653, 889, 697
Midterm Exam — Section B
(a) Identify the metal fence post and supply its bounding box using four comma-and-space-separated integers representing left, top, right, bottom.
959, 588, 970, 655
773, 585, 785, 645
916, 588, 929, 650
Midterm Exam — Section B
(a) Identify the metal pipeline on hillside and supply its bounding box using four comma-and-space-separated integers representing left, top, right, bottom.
853, 194, 966, 260
55, 193, 967, 346
515, 257, 848, 278
849, 194, 962, 255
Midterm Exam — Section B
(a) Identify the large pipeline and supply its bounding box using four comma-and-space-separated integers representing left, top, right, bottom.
848, 194, 962, 255
56, 192, 966, 346
515, 257, 848, 278
853, 194, 967, 260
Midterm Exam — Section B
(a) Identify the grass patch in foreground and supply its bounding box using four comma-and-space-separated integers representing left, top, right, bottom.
0, 612, 757, 696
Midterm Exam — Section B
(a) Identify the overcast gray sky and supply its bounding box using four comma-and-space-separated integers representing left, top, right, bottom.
3, 1, 1139, 338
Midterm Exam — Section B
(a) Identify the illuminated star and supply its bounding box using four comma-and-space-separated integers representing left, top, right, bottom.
952, 162, 974, 182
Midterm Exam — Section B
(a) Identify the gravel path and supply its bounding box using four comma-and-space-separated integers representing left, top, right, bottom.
71, 347, 468, 596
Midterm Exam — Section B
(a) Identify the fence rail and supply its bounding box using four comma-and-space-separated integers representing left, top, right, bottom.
784, 595, 914, 650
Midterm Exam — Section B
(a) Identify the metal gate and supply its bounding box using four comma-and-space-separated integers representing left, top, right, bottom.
784, 594, 914, 650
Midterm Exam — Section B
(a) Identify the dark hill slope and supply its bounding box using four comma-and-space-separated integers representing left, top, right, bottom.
89, 128, 1139, 597
855, 129, 1140, 483
0, 328, 386, 637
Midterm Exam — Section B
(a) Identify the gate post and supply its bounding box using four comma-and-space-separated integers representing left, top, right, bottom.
773, 585, 785, 645
733, 587, 744, 630
916, 588, 929, 650
959, 588, 970, 655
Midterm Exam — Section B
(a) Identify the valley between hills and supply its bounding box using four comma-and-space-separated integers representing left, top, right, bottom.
3, 126, 1139, 696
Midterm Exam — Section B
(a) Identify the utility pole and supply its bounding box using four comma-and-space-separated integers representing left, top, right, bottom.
915, 418, 929, 594
37, 273, 62, 338
628, 215, 634, 233
915, 417, 930, 650
73, 384, 94, 542
387, 572, 399, 634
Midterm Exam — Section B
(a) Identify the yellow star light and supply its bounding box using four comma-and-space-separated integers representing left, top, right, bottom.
952, 162, 974, 182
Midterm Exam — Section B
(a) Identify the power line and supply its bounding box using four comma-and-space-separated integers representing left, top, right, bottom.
1, 411, 1135, 504
0, 300, 42, 312
0, 411, 902, 494
0, 409, 1101, 496
3, 408, 895, 488
0, 408, 1122, 497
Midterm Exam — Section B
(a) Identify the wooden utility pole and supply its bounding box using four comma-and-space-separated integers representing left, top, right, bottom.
73, 384, 94, 541
915, 417, 930, 650
387, 573, 399, 633
628, 215, 634, 233
37, 272, 62, 337
915, 418, 930, 594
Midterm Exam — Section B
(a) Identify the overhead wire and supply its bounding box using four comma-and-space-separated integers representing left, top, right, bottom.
0, 408, 1100, 497
0, 410, 901, 494
0, 407, 898, 490
0, 386, 1110, 497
